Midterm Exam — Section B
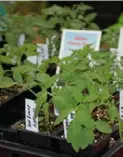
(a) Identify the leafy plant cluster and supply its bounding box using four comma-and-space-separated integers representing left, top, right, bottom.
102, 13, 123, 48
0, 3, 100, 56
41, 3, 100, 56
0, 43, 39, 88
0, 14, 44, 46
50, 46, 119, 151
0, 43, 120, 152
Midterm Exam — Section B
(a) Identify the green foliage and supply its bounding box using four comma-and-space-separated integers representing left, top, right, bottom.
95, 120, 112, 133
102, 13, 123, 48
50, 46, 119, 151
0, 3, 99, 57
0, 43, 38, 88
0, 43, 119, 152
41, 3, 99, 56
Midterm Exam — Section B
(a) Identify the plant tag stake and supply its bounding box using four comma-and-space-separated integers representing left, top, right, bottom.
63, 111, 75, 138
118, 28, 123, 142
120, 90, 123, 120
25, 99, 38, 132
27, 44, 49, 65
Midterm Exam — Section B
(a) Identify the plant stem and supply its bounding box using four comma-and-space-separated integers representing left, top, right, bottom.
27, 87, 37, 97
0, 70, 12, 75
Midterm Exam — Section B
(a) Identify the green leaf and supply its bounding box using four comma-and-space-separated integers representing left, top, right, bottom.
72, 88, 83, 102
54, 108, 73, 126
85, 13, 97, 22
0, 56, 15, 65
88, 22, 100, 30
52, 93, 77, 113
67, 120, 81, 152
108, 105, 118, 123
76, 105, 94, 129
13, 71, 22, 83
0, 76, 15, 88
118, 14, 123, 24
12, 65, 35, 74
67, 120, 94, 151
36, 73, 50, 84
99, 86, 111, 101
0, 64, 3, 73
88, 102, 99, 113
6, 32, 19, 46
35, 89, 47, 117
95, 120, 112, 133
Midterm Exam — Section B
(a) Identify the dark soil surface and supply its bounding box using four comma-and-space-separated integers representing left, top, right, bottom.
0, 85, 25, 104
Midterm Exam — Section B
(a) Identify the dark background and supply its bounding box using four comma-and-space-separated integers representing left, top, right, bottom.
48, 1, 122, 29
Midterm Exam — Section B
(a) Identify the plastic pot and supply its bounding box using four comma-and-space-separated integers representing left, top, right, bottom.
102, 140, 123, 157
0, 140, 69, 157
0, 120, 111, 157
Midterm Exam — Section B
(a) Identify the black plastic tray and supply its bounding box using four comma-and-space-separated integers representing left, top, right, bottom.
102, 140, 123, 157
0, 126, 110, 157
0, 140, 70, 157
0, 87, 39, 127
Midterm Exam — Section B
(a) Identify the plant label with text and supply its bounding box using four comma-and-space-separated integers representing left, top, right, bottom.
118, 28, 123, 120
25, 99, 38, 132
63, 111, 75, 138
27, 44, 49, 65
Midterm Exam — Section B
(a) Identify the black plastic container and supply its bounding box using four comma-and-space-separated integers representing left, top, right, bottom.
112, 125, 119, 141
102, 140, 123, 157
0, 87, 39, 127
0, 124, 110, 157
0, 140, 70, 157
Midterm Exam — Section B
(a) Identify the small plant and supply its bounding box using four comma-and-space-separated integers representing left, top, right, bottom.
0, 43, 39, 90
49, 46, 119, 151
102, 13, 123, 48
0, 3, 100, 57
41, 3, 100, 56
0, 14, 45, 46
0, 43, 120, 151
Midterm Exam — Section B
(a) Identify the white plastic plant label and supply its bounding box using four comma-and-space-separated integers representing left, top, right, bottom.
18, 34, 25, 46
120, 90, 123, 120
25, 99, 38, 132
63, 111, 75, 138
27, 44, 49, 65
110, 48, 118, 54
37, 44, 49, 64
118, 28, 123, 121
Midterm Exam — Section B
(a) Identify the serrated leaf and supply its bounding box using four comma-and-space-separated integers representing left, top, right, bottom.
76, 105, 94, 129
54, 108, 73, 126
108, 105, 118, 123
118, 14, 123, 24
52, 93, 77, 113
88, 23, 100, 30
0, 56, 15, 65
0, 76, 15, 88
13, 71, 22, 83
67, 120, 94, 151
6, 32, 19, 46
67, 120, 81, 152
36, 73, 50, 84
72, 88, 83, 102
85, 13, 97, 22
88, 102, 99, 113
35, 89, 47, 117
99, 86, 111, 101
95, 120, 112, 133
